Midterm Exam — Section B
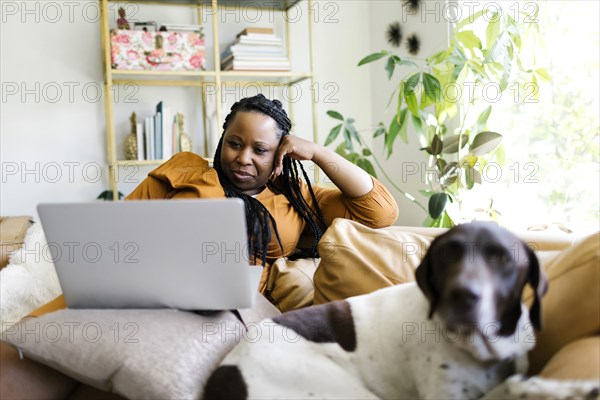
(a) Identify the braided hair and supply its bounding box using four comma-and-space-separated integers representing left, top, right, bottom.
213, 94, 327, 267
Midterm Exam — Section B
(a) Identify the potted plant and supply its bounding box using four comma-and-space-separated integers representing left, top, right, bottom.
326, 6, 549, 227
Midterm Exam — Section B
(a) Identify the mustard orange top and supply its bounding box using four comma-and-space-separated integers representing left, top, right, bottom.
30, 152, 398, 315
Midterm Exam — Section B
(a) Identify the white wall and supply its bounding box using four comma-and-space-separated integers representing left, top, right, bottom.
1, 0, 449, 225
366, 0, 451, 226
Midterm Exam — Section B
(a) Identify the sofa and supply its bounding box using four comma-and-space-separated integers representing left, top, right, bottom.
1, 218, 599, 399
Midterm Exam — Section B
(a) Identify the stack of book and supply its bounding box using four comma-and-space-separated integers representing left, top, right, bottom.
136, 102, 186, 161
221, 27, 290, 71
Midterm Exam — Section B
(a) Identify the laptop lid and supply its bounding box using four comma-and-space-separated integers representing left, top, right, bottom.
37, 199, 260, 310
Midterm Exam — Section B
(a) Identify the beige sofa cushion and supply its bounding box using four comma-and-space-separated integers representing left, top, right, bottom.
313, 218, 437, 304
524, 231, 600, 374
266, 257, 320, 312
539, 336, 600, 380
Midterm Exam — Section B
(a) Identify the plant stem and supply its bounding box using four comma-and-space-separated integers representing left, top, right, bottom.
357, 132, 428, 215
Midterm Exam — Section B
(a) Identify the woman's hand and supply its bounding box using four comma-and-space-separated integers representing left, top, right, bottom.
273, 135, 319, 176
273, 134, 374, 198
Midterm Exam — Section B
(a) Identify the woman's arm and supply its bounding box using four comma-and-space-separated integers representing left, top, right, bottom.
273, 135, 373, 198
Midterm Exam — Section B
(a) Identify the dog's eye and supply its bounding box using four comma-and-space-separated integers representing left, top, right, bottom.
484, 244, 511, 264
442, 240, 464, 262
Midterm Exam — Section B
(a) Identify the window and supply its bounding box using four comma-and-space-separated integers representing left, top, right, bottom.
462, 0, 599, 233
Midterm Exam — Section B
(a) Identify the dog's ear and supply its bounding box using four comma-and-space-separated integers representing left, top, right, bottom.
524, 243, 548, 331
415, 238, 440, 319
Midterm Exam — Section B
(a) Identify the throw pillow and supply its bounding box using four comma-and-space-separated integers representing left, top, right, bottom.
265, 257, 321, 312
313, 218, 437, 304
539, 336, 599, 380
523, 231, 600, 374
2, 295, 280, 399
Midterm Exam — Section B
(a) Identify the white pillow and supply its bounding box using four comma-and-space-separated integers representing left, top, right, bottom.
2, 295, 279, 399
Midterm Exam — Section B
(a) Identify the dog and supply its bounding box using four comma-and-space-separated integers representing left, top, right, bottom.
204, 222, 547, 399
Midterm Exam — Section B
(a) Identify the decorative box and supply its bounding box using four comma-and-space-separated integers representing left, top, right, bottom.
110, 29, 206, 71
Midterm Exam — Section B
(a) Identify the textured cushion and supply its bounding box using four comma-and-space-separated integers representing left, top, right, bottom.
2, 295, 279, 399
266, 257, 320, 312
313, 218, 436, 304
524, 231, 600, 374
0, 216, 33, 269
540, 336, 600, 380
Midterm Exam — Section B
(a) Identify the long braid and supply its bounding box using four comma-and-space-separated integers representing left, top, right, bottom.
214, 94, 327, 264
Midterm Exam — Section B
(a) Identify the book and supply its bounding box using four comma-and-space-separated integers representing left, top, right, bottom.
236, 27, 274, 37
154, 111, 162, 160
160, 104, 174, 160
161, 23, 202, 32
145, 116, 154, 160
136, 122, 144, 160
237, 36, 282, 46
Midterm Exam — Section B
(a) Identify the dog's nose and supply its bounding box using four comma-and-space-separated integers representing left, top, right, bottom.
450, 287, 481, 307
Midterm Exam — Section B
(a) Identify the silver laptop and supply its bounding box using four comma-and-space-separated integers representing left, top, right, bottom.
37, 199, 261, 310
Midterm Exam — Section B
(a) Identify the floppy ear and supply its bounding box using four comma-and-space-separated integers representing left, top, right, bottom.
415, 238, 440, 319
524, 243, 548, 331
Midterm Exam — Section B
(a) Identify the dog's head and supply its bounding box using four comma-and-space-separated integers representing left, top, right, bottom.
416, 221, 547, 337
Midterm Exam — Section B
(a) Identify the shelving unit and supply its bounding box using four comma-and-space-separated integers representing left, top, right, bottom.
99, 0, 318, 199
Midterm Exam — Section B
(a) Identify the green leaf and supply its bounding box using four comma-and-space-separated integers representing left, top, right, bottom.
405, 73, 421, 93
405, 92, 419, 117
535, 68, 551, 82
327, 110, 344, 121
412, 114, 424, 138
440, 162, 459, 188
397, 59, 419, 68
386, 115, 401, 158
324, 124, 342, 146
442, 134, 469, 154
428, 193, 448, 220
456, 30, 482, 50
486, 16, 501, 49
454, 9, 486, 31
484, 32, 510, 63
436, 158, 447, 172
357, 158, 377, 178
473, 105, 492, 134
362, 148, 372, 156
373, 123, 386, 139
346, 121, 362, 145
358, 51, 388, 66
397, 108, 409, 144
422, 73, 441, 103
470, 131, 503, 156
342, 128, 353, 151
396, 81, 405, 120
430, 134, 443, 156
385, 57, 396, 80
404, 73, 421, 117
334, 142, 348, 157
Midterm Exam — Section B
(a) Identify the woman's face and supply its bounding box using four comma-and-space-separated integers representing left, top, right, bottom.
220, 111, 281, 196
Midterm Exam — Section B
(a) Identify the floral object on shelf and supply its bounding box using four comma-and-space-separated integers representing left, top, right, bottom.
111, 29, 205, 71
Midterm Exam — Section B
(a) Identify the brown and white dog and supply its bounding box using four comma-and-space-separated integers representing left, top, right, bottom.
204, 222, 547, 399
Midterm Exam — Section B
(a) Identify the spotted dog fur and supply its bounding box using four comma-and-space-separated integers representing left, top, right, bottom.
204, 222, 547, 399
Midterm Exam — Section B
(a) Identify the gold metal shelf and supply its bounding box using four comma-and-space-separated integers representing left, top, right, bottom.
108, 0, 302, 11
114, 157, 214, 166
112, 69, 214, 77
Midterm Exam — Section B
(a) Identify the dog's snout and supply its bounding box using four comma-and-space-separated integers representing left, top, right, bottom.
450, 287, 481, 307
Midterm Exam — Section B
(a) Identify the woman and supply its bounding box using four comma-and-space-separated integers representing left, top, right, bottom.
126, 94, 399, 293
